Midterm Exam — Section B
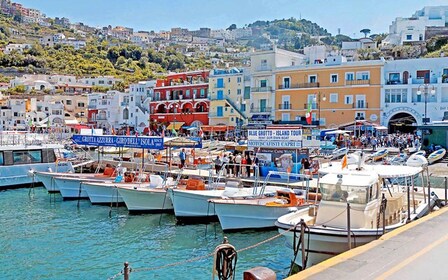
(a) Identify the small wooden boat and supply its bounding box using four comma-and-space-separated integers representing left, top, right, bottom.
369, 148, 388, 161
427, 148, 446, 164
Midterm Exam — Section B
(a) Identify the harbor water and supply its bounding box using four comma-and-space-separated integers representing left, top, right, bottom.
0, 187, 290, 280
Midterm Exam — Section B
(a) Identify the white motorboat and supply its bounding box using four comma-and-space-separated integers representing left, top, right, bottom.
427, 148, 446, 164
116, 175, 175, 213
276, 157, 435, 272
0, 144, 74, 190
210, 172, 313, 231
83, 171, 151, 204
368, 148, 388, 161
35, 165, 117, 193
168, 168, 282, 222
55, 175, 116, 199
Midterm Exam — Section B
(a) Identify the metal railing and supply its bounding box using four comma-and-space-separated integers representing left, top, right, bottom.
346, 79, 370, 86
352, 102, 369, 109
250, 107, 272, 113
278, 104, 292, 110
251, 86, 272, 92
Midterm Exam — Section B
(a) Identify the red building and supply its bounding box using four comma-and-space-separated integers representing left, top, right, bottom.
150, 70, 210, 131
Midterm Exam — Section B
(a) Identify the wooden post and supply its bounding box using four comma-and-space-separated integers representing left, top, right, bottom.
300, 219, 306, 270
123, 262, 130, 280
445, 177, 447, 206
382, 193, 386, 235
347, 203, 351, 250
427, 168, 431, 213
406, 176, 411, 222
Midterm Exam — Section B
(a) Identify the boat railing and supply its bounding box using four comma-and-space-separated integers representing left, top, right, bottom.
259, 171, 310, 198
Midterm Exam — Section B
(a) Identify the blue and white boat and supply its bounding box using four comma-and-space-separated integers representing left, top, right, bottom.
412, 150, 426, 157
331, 147, 348, 159
0, 144, 74, 190
427, 148, 446, 164
369, 148, 388, 161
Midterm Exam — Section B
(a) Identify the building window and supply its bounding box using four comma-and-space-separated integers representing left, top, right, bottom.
345, 95, 353, 104
330, 74, 338, 83
355, 111, 366, 120
260, 80, 267, 88
309, 75, 317, 83
261, 59, 267, 67
66, 100, 72, 105
281, 113, 290, 121
345, 72, 354, 81
237, 77, 242, 83
237, 89, 241, 95
388, 73, 400, 84
200, 89, 205, 97
406, 34, 412, 40
355, 95, 366, 108
283, 77, 290, 89
385, 89, 407, 103
329, 93, 338, 103
357, 72, 370, 80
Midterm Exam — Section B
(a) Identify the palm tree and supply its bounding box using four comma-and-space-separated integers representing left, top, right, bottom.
360, 29, 371, 38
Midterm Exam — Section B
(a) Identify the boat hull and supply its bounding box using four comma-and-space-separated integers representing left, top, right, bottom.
168, 188, 224, 221
118, 186, 173, 213
83, 183, 124, 204
55, 176, 112, 199
213, 198, 301, 231
0, 162, 73, 190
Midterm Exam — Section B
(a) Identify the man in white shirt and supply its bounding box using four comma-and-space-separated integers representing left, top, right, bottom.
234, 153, 242, 176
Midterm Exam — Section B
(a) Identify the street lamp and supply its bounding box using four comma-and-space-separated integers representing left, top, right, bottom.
314, 92, 326, 128
168, 103, 179, 136
417, 84, 435, 125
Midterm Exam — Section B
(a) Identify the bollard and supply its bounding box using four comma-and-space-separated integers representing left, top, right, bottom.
123, 262, 130, 280
243, 267, 276, 280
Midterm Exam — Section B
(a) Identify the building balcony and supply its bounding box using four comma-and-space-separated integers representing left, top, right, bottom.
121, 102, 129, 106
278, 82, 320, 89
251, 86, 272, 93
212, 83, 225, 88
250, 107, 271, 113
208, 112, 225, 118
346, 79, 370, 86
352, 103, 369, 109
96, 116, 107, 120
278, 104, 292, 110
88, 104, 96, 109
256, 66, 272, 72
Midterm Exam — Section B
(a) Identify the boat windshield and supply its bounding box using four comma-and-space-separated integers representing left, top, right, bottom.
0, 152, 3, 165
320, 183, 369, 204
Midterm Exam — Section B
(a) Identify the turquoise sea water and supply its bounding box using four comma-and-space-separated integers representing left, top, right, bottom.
0, 187, 290, 280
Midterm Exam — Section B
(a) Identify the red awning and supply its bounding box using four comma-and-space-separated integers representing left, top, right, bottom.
201, 125, 234, 132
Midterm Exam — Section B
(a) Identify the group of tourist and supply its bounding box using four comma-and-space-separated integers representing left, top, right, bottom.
213, 153, 259, 177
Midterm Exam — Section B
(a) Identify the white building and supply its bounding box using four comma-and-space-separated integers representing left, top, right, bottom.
381, 57, 448, 130
4, 43, 32, 54
79, 76, 121, 88
386, 6, 448, 46
249, 46, 306, 123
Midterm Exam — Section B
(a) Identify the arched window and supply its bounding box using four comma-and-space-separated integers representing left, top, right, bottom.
123, 108, 129, 120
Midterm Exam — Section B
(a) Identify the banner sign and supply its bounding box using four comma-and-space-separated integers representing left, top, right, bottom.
72, 135, 164, 150
247, 140, 302, 148
248, 129, 303, 141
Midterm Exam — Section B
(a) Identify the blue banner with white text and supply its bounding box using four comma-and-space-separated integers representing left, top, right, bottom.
72, 135, 164, 150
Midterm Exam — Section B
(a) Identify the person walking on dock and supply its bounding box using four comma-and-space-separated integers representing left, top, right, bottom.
179, 149, 187, 168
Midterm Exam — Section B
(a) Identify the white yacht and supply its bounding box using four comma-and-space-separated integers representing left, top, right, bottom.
0, 144, 74, 190
276, 155, 435, 272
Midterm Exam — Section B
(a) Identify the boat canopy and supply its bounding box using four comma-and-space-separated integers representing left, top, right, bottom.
320, 173, 378, 187
319, 163, 422, 179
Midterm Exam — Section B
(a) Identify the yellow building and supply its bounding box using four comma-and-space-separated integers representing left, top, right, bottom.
208, 68, 250, 133
275, 58, 383, 128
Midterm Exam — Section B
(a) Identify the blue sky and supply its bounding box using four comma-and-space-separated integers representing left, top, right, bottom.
18, 0, 447, 37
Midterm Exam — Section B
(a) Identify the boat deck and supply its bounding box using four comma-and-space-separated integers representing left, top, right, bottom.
168, 168, 318, 189
287, 206, 448, 280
